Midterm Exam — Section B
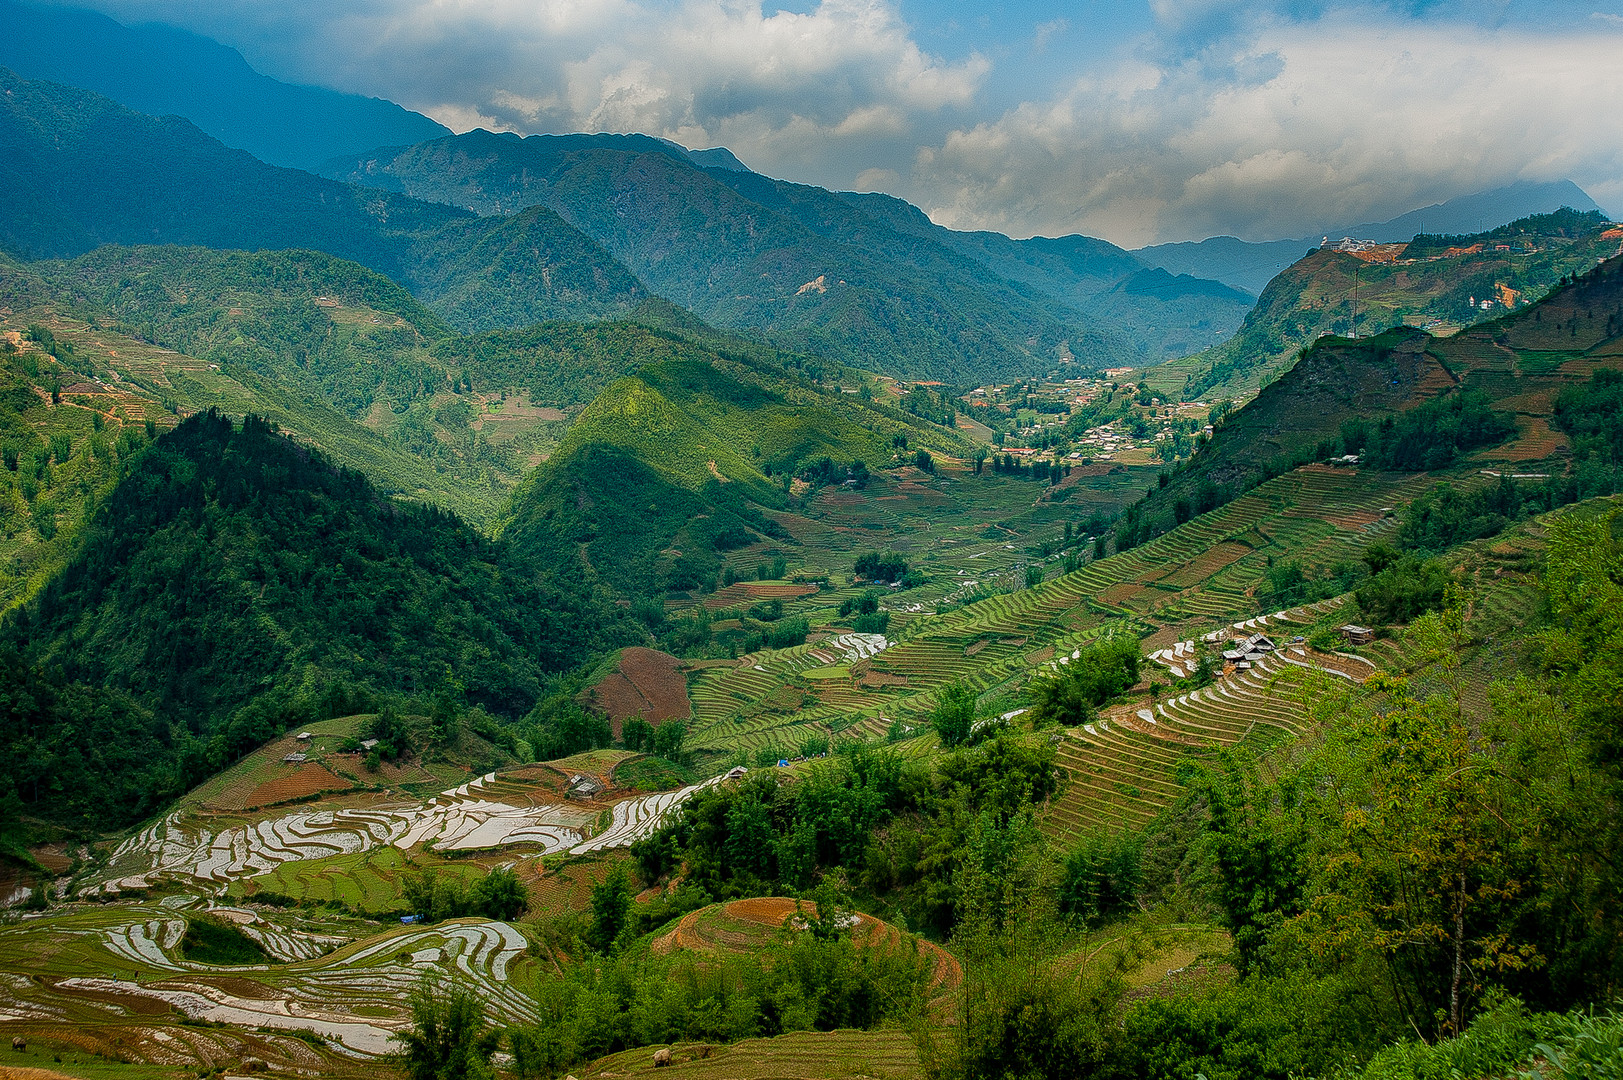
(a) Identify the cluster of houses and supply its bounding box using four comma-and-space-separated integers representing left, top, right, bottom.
1221, 632, 1278, 670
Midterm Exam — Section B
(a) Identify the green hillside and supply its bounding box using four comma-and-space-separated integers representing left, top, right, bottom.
1, 410, 631, 831
0, 69, 645, 330
1147, 209, 1620, 400
324, 130, 1134, 381
1, 246, 920, 606
838, 198, 1257, 360
504, 351, 974, 596
1116, 251, 1623, 550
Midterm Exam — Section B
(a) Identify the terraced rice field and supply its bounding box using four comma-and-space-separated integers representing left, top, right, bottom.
0, 899, 537, 1063
669, 465, 1427, 842
91, 769, 731, 897
1042, 635, 1354, 842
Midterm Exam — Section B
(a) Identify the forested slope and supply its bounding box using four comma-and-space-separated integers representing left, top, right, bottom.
0, 411, 631, 830
0, 70, 645, 330
1113, 252, 1623, 551
504, 350, 971, 597
325, 131, 1131, 380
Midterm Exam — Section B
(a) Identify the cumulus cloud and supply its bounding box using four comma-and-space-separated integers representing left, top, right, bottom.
76, 0, 1623, 244
911, 15, 1623, 244
85, 0, 986, 190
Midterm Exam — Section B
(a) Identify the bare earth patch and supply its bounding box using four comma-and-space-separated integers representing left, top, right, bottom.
244, 764, 349, 808
584, 648, 693, 737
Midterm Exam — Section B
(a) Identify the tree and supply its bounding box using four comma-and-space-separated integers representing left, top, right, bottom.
1295, 602, 1538, 1036
973, 445, 989, 474
1026, 635, 1141, 726
622, 717, 653, 752
653, 719, 687, 762
396, 980, 499, 1080
587, 866, 633, 952
471, 867, 528, 921
932, 682, 977, 748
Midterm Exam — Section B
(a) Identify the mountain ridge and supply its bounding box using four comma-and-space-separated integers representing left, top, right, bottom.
0, 0, 450, 171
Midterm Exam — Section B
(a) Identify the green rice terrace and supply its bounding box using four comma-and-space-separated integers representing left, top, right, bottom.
1, 450, 1561, 1078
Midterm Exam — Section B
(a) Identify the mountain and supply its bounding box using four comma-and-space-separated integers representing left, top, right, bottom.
0, 409, 633, 829
1130, 237, 1310, 300
0, 0, 449, 172
1153, 209, 1622, 400
0, 70, 645, 330
834, 197, 1258, 360
325, 129, 1135, 382
1116, 250, 1623, 549
1138, 180, 1612, 294
503, 348, 972, 598
329, 130, 1261, 372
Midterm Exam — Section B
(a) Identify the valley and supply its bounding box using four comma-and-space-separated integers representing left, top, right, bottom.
1, 36, 1622, 1080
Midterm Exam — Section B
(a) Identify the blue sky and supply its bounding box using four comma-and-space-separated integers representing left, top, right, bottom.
65, 0, 1623, 244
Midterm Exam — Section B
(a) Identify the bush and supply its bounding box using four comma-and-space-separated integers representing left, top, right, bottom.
931, 952, 1120, 1080
180, 914, 271, 965
766, 617, 809, 649
852, 611, 890, 634
1058, 832, 1143, 928
854, 551, 909, 584
398, 981, 499, 1080
510, 924, 931, 1077
932, 682, 977, 748
400, 867, 530, 923
1355, 390, 1518, 471
1353, 556, 1453, 626
1027, 634, 1141, 726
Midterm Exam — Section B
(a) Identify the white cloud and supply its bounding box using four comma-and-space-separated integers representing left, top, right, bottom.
909, 15, 1623, 244
77, 0, 1623, 244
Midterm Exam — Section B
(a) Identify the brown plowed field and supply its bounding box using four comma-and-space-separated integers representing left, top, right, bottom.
243, 764, 349, 808
584, 648, 692, 736
1159, 542, 1250, 588
1494, 416, 1567, 460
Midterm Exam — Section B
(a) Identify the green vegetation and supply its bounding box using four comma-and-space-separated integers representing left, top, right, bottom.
510, 914, 931, 1077
1026, 634, 1142, 726
179, 913, 272, 965
399, 981, 501, 1080
1348, 390, 1517, 470
503, 353, 968, 598
633, 737, 1057, 940
401, 867, 529, 923
1, 411, 630, 830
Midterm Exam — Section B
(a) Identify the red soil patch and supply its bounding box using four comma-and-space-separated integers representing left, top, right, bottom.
244, 763, 348, 807
584, 647, 692, 737
859, 671, 908, 688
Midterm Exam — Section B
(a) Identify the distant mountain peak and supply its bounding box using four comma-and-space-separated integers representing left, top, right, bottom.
0, 0, 449, 170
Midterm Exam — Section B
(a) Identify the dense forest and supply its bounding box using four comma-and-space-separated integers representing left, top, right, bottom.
0, 411, 632, 830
